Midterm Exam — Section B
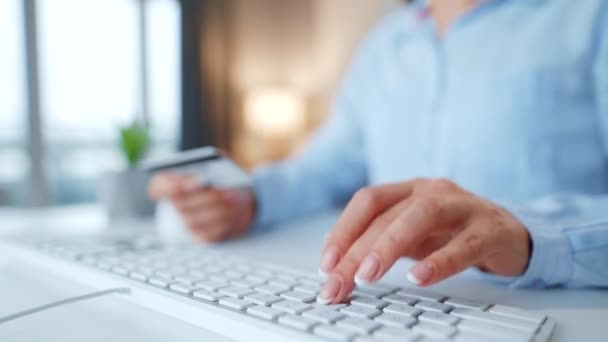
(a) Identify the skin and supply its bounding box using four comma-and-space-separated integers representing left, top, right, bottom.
148, 173, 255, 243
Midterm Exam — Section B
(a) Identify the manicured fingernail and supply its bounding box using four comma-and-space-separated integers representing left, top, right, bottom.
320, 246, 339, 273
182, 179, 200, 191
318, 267, 329, 280
355, 254, 380, 285
407, 262, 433, 285
316, 274, 342, 305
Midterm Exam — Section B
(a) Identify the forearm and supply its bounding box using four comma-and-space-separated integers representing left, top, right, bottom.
487, 194, 608, 288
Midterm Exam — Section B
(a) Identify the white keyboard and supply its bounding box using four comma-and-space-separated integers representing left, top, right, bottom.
5, 236, 556, 342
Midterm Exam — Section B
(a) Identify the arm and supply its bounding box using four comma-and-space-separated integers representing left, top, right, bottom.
252, 34, 383, 227
501, 9, 608, 288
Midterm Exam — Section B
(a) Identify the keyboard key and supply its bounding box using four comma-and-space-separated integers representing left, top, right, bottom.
246, 305, 285, 320
280, 291, 316, 303
129, 271, 150, 281
269, 279, 298, 288
224, 270, 245, 278
374, 312, 417, 328
149, 276, 174, 288
245, 274, 271, 283
298, 277, 323, 287
350, 296, 389, 309
335, 316, 381, 334
174, 274, 202, 285
313, 303, 347, 311
313, 324, 357, 341
397, 288, 446, 302
418, 311, 459, 326
358, 283, 400, 293
272, 300, 313, 314
243, 293, 283, 306
412, 322, 457, 338
489, 305, 547, 325
219, 286, 256, 299
111, 266, 130, 275
218, 297, 254, 311
450, 308, 539, 333
169, 283, 197, 295
255, 284, 290, 295
457, 320, 534, 341
154, 270, 175, 279
352, 287, 389, 298
278, 314, 319, 331
415, 300, 453, 313
382, 293, 419, 306
383, 303, 423, 317
231, 278, 265, 288
192, 289, 225, 302
352, 337, 383, 342
293, 284, 319, 294
373, 326, 420, 341
276, 273, 298, 282
209, 273, 241, 282
303, 308, 346, 323
194, 280, 230, 292
341, 305, 381, 318
444, 297, 489, 310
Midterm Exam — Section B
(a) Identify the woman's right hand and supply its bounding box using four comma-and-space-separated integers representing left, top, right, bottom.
148, 173, 256, 242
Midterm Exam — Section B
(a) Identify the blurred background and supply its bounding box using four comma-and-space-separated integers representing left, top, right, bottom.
0, 0, 401, 209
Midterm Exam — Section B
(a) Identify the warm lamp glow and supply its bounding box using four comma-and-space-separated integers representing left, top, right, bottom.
244, 87, 306, 138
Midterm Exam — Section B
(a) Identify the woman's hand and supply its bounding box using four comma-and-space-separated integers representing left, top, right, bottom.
317, 178, 531, 304
148, 173, 256, 242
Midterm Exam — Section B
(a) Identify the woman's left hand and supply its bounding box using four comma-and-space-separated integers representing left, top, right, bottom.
317, 178, 531, 304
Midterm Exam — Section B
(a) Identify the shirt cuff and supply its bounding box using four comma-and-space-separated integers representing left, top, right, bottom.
248, 165, 280, 232
478, 204, 574, 288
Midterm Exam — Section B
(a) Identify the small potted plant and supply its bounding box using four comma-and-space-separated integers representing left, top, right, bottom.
98, 121, 155, 221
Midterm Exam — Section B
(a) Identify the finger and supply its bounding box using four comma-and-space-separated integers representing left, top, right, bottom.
173, 188, 226, 213
320, 182, 417, 273
148, 173, 185, 199
406, 232, 453, 261
360, 194, 474, 285
355, 197, 444, 285
183, 205, 229, 230
408, 223, 491, 286
319, 200, 410, 304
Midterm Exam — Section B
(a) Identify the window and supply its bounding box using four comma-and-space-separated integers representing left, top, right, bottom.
147, 0, 181, 156
0, 0, 28, 206
36, 0, 180, 204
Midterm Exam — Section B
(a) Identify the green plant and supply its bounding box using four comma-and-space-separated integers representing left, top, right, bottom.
119, 121, 150, 168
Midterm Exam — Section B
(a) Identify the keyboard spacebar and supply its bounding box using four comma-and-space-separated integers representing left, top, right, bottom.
451, 308, 538, 333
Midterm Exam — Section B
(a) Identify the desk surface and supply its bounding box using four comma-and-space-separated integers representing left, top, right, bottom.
1, 205, 606, 341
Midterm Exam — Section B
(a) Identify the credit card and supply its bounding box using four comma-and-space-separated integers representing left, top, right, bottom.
142, 146, 252, 189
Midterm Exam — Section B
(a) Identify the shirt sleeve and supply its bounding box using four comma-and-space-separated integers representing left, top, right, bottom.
250, 30, 385, 228
483, 10, 608, 288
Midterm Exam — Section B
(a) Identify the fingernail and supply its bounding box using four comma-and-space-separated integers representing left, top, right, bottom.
316, 274, 342, 305
182, 179, 200, 191
407, 262, 433, 285
355, 254, 380, 285
320, 246, 339, 273
318, 267, 329, 280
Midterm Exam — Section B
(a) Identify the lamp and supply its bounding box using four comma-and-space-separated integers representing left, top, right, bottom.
244, 87, 306, 138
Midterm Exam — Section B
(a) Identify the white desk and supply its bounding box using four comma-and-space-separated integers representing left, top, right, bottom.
1, 205, 606, 341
